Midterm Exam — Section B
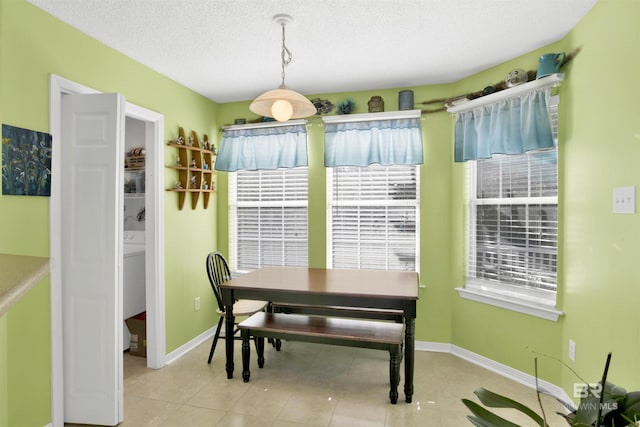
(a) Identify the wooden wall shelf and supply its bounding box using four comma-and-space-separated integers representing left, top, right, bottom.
166, 127, 216, 210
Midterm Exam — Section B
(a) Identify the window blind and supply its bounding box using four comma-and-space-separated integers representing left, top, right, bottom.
230, 167, 308, 272
328, 165, 419, 271
467, 148, 558, 293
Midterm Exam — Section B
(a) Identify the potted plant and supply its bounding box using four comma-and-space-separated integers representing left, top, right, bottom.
462, 353, 640, 426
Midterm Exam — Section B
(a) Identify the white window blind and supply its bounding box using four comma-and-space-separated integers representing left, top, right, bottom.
327, 165, 419, 271
229, 167, 308, 272
466, 148, 558, 298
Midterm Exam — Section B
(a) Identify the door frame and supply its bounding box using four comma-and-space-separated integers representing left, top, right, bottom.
49, 74, 166, 426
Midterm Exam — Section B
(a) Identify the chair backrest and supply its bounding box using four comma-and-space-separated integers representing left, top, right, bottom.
206, 252, 232, 311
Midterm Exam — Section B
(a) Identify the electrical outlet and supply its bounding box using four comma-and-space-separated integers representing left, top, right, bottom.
194, 296, 201, 312
569, 339, 576, 362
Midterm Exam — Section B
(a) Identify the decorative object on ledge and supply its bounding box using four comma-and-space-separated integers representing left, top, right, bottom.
368, 96, 384, 113
336, 98, 355, 115
398, 90, 414, 110
311, 98, 335, 115
249, 14, 316, 122
536, 52, 566, 79
505, 68, 528, 87
418, 46, 581, 114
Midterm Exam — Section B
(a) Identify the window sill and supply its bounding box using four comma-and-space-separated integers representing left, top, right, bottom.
455, 287, 564, 322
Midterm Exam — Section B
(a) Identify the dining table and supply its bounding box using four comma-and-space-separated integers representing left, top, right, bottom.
218, 266, 419, 403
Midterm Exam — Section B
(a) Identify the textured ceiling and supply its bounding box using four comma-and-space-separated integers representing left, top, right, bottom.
27, 0, 597, 103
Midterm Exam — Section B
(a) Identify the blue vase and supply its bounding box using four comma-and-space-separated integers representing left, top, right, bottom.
398, 90, 414, 110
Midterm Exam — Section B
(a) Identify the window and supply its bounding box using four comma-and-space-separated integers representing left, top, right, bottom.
466, 149, 558, 303
229, 167, 308, 272
327, 164, 419, 271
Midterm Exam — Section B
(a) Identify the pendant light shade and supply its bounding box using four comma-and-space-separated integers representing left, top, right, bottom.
249, 14, 316, 122
250, 87, 317, 121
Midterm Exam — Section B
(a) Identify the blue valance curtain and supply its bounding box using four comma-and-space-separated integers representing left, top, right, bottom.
324, 117, 423, 167
454, 88, 555, 162
215, 124, 308, 172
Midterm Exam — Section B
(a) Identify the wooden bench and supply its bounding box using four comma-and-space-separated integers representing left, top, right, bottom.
238, 311, 405, 404
269, 303, 404, 351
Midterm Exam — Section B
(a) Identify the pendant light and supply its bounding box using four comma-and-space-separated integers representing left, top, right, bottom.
249, 14, 316, 122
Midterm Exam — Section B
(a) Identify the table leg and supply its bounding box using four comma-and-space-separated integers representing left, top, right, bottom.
389, 346, 400, 404
404, 317, 415, 403
225, 304, 235, 379
241, 329, 251, 382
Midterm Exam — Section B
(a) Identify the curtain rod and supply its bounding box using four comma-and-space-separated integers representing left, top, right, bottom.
220, 119, 307, 132
322, 109, 421, 124
446, 73, 564, 113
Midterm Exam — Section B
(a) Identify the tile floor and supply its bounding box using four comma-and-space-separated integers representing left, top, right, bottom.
68, 340, 570, 426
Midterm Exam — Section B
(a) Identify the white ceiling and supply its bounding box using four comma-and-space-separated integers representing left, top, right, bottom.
27, 0, 597, 104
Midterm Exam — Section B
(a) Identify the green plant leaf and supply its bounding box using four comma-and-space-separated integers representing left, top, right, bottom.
462, 398, 522, 427
473, 388, 546, 426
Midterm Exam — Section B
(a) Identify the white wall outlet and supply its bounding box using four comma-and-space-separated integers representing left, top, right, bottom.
613, 186, 636, 214
194, 296, 201, 312
569, 339, 576, 362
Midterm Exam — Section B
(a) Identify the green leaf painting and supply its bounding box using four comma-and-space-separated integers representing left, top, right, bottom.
2, 124, 52, 196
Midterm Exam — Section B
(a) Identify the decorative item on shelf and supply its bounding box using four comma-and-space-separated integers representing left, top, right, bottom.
537, 52, 566, 79
210, 182, 216, 191
398, 90, 414, 110
203, 163, 209, 170
191, 158, 196, 167
211, 144, 217, 155
176, 135, 185, 145
368, 96, 384, 113
190, 176, 197, 189
336, 98, 355, 115
249, 14, 316, 122
188, 134, 195, 146
234, 118, 247, 125
311, 98, 335, 115
482, 86, 496, 96
174, 181, 182, 189
505, 68, 528, 87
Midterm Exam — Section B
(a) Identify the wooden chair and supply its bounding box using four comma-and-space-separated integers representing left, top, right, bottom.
205, 252, 268, 364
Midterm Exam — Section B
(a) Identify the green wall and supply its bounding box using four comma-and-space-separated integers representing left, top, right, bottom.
3, 0, 640, 425
558, 0, 640, 393
0, 0, 220, 425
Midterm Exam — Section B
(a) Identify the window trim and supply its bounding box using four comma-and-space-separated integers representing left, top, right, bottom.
455, 286, 564, 321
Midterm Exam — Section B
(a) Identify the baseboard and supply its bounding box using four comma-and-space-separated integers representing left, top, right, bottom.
165, 326, 215, 365
415, 340, 574, 411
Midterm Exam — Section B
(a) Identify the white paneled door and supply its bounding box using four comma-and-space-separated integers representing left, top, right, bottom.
61, 93, 125, 425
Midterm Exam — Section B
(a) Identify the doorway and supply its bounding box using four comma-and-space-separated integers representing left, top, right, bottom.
48, 75, 166, 426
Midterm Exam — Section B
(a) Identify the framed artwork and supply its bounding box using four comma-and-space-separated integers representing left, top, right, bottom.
2, 124, 52, 196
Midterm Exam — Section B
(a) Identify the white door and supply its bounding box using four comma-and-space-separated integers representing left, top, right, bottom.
61, 93, 125, 425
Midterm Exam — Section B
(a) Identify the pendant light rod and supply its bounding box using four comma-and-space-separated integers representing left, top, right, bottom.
249, 13, 316, 122
276, 14, 293, 88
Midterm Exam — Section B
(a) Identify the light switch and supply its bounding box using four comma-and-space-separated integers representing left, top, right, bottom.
613, 186, 636, 214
